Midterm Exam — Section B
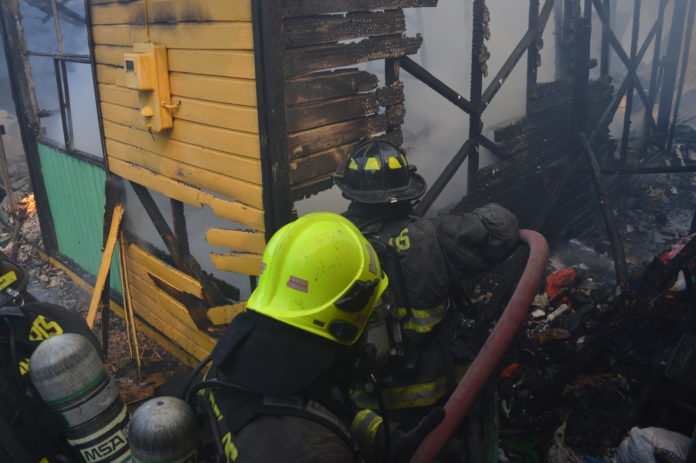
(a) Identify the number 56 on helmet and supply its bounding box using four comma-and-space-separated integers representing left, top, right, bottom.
248, 212, 388, 345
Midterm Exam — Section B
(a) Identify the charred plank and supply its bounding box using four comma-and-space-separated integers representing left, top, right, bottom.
285, 10, 406, 48
285, 69, 378, 105
283, 0, 437, 18
289, 143, 356, 184
287, 114, 388, 158
284, 35, 422, 76
286, 93, 379, 133
376, 81, 405, 106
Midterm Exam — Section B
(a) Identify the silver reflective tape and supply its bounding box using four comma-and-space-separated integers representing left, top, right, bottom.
61, 378, 119, 427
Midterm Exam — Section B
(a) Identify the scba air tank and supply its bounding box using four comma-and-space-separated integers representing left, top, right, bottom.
29, 333, 131, 463
129, 396, 198, 463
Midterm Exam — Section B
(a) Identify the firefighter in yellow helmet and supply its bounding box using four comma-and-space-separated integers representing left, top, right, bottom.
198, 212, 443, 463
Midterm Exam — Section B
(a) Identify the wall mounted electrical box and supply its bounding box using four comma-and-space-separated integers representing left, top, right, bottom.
123, 43, 174, 132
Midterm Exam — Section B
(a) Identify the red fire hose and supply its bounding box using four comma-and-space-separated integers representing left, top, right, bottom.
411, 229, 548, 463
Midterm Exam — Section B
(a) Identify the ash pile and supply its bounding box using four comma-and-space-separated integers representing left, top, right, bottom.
462, 128, 696, 462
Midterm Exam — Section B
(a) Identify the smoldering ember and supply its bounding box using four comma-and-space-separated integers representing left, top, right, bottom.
1, 0, 696, 462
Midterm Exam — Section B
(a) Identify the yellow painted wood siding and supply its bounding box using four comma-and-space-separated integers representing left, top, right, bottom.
90, 0, 264, 230
89, 0, 266, 275
125, 242, 216, 361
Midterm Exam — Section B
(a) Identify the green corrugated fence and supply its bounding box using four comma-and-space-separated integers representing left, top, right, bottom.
37, 143, 122, 294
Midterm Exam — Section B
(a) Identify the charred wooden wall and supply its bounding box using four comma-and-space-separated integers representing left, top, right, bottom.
279, 0, 436, 199
454, 77, 616, 241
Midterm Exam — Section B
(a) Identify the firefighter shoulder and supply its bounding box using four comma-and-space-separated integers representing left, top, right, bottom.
335, 140, 520, 414
195, 212, 442, 462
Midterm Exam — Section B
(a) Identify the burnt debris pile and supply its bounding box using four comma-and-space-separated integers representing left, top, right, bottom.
462, 128, 696, 461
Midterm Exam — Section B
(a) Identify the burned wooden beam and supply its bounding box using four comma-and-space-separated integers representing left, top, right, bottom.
285, 10, 406, 48
284, 34, 422, 76
467, 0, 486, 193
588, 12, 661, 141
601, 165, 696, 175
526, 0, 540, 101
618, 0, 641, 165
579, 132, 628, 286
286, 93, 380, 133
481, 0, 555, 109
376, 81, 405, 106
129, 181, 228, 310
171, 199, 190, 260
415, 138, 474, 216
285, 69, 378, 105
478, 134, 510, 160
253, 0, 294, 237
667, 0, 696, 150
399, 55, 477, 115
600, 0, 610, 77
645, 0, 667, 142
283, 0, 438, 18
656, 0, 690, 138
590, 0, 656, 131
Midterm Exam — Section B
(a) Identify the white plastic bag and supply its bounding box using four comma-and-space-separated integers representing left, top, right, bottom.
617, 427, 690, 463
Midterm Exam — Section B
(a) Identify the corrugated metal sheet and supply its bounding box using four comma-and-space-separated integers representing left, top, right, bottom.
38, 143, 122, 293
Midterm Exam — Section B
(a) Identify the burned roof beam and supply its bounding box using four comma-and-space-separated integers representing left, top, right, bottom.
399, 55, 477, 115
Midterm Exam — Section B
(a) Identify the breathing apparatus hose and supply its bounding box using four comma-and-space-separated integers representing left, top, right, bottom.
410, 230, 548, 463
181, 353, 213, 403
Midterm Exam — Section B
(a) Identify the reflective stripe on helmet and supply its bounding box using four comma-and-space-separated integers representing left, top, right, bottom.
364, 157, 381, 171
387, 156, 402, 169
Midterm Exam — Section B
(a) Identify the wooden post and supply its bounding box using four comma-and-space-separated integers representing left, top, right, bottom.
579, 133, 629, 286
129, 181, 227, 308
86, 204, 124, 329
667, 0, 696, 150
468, 0, 486, 194
645, 0, 667, 143
600, 0, 611, 77
619, 0, 641, 165
252, 0, 294, 239
171, 199, 190, 261
0, 0, 59, 253
656, 0, 689, 140
527, 0, 540, 103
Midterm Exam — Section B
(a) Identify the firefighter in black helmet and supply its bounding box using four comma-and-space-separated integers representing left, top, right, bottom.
334, 139, 520, 424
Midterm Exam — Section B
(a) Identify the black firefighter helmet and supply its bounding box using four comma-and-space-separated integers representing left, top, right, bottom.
334, 140, 427, 204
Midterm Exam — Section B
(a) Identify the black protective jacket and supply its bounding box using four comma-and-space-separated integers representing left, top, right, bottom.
344, 202, 519, 413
